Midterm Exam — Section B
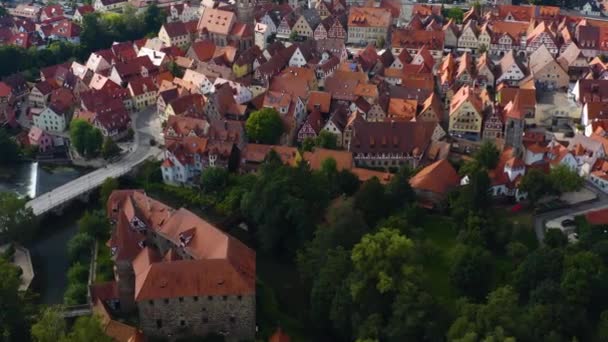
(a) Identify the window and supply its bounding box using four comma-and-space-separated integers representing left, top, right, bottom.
149, 300, 154, 306
180, 320, 186, 327
230, 316, 236, 323
193, 296, 198, 302
203, 317, 208, 323
164, 299, 169, 304
237, 295, 242, 301
179, 297, 184, 302
223, 296, 228, 301
156, 319, 162, 328
208, 296, 213, 301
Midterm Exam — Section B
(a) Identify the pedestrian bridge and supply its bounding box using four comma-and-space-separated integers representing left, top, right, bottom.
26, 148, 154, 216
61, 304, 92, 318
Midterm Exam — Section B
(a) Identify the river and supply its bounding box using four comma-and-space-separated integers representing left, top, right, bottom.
0, 162, 87, 304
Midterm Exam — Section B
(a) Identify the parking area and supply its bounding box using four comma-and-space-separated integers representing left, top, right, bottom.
535, 91, 581, 127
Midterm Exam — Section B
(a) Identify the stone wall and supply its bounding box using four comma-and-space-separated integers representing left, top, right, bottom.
137, 294, 255, 341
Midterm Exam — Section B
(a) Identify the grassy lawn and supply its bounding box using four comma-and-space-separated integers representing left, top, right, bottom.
256, 255, 311, 341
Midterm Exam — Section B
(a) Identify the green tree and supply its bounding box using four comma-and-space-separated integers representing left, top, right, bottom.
449, 245, 493, 299
297, 198, 369, 282
99, 177, 119, 206
241, 161, 329, 255
0, 192, 36, 243
63, 283, 87, 305
78, 211, 109, 240
519, 168, 551, 203
0, 257, 32, 341
354, 177, 389, 226
167, 60, 184, 78
143, 4, 166, 36
474, 141, 500, 171
309, 247, 352, 334
375, 36, 385, 48
445, 7, 464, 23
448, 286, 521, 341
62, 315, 112, 342
598, 310, 608, 341
101, 137, 120, 159
514, 248, 564, 299
548, 165, 583, 194
67, 262, 89, 284
315, 130, 338, 149
0, 128, 21, 165
31, 307, 67, 342
67, 232, 94, 263
245, 108, 284, 144
302, 137, 315, 152
544, 229, 568, 249
385, 166, 415, 212
337, 169, 360, 196
200, 167, 229, 194
350, 228, 415, 298
560, 251, 604, 306
289, 30, 298, 41
69, 119, 103, 158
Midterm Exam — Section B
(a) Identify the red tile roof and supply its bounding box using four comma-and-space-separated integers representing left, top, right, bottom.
410, 159, 459, 195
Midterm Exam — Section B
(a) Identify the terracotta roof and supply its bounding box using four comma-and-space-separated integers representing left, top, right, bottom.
450, 85, 483, 116
391, 28, 444, 51
301, 148, 353, 171
269, 67, 316, 100
197, 8, 235, 35
306, 91, 331, 113
164, 115, 209, 138
269, 328, 291, 342
349, 167, 391, 183
242, 144, 298, 164
162, 21, 188, 38
585, 207, 608, 225
135, 258, 254, 300
188, 40, 216, 62
410, 159, 459, 195
128, 76, 157, 96
33, 79, 59, 95
388, 98, 417, 121
76, 5, 94, 15
348, 7, 391, 28
350, 120, 436, 156
167, 93, 205, 116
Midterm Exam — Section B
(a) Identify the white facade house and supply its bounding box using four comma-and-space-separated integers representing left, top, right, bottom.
289, 47, 310, 67
161, 149, 202, 185
496, 62, 526, 84
255, 23, 269, 51
33, 106, 67, 132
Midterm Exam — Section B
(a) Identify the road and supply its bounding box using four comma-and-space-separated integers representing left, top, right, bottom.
534, 182, 608, 245
26, 107, 162, 216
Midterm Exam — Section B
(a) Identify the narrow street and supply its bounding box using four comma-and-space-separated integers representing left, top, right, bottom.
534, 182, 608, 244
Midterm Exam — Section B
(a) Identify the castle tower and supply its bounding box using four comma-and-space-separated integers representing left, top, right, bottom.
236, 0, 254, 24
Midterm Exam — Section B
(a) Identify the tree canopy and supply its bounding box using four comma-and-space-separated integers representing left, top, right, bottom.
245, 108, 284, 144
69, 119, 103, 158
0, 192, 36, 243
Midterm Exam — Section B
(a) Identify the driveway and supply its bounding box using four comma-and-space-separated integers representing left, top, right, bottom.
534, 182, 608, 244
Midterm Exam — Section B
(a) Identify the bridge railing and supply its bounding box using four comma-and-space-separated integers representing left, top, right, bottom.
26, 154, 152, 216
